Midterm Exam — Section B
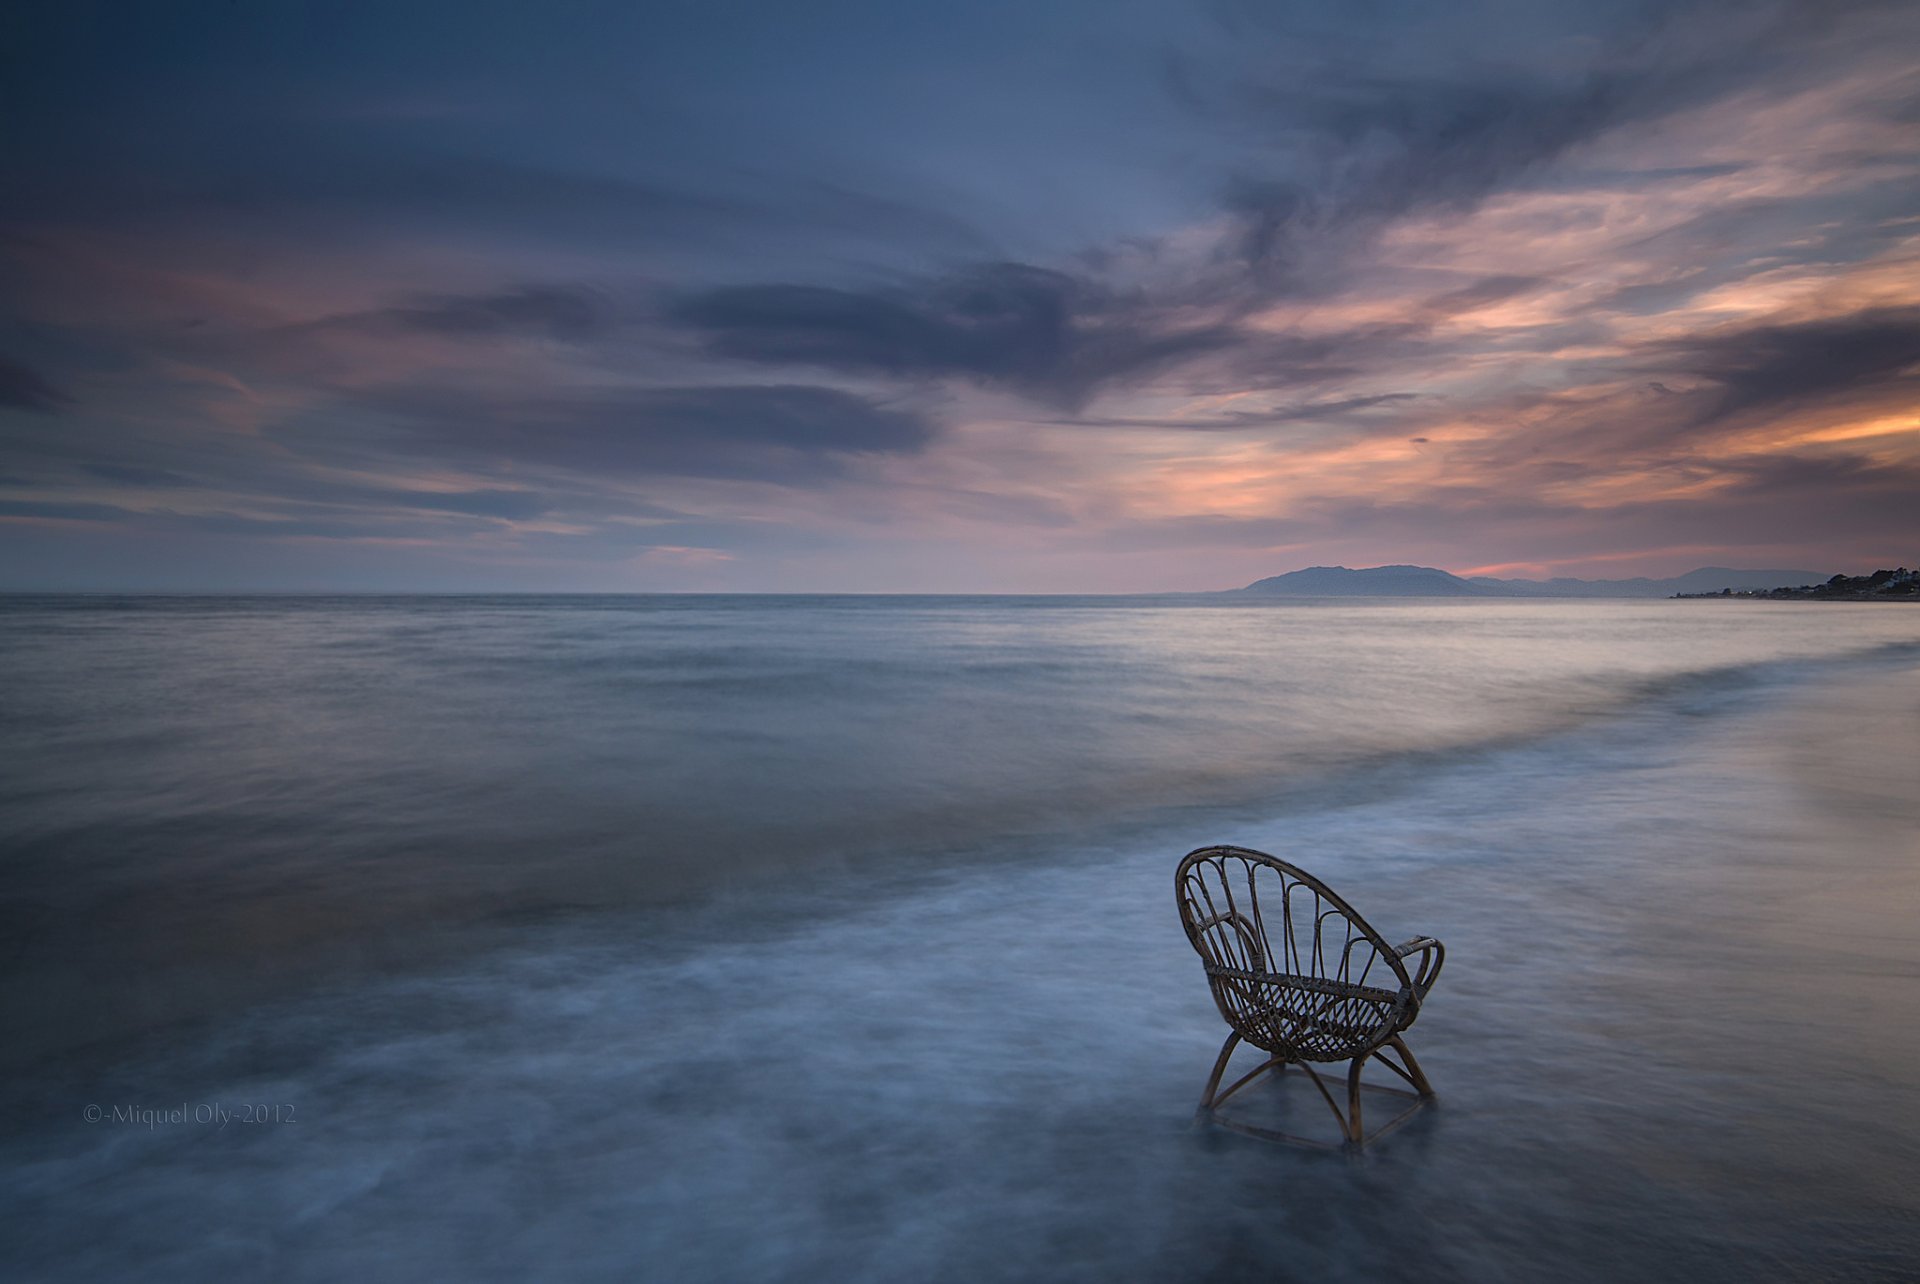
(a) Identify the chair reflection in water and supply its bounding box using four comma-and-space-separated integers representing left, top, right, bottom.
1175, 845, 1445, 1148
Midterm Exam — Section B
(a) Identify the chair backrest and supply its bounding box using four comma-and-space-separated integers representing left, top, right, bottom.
1175, 845, 1414, 1062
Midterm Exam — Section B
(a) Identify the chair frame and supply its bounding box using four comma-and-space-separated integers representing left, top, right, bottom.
1176, 845, 1444, 1148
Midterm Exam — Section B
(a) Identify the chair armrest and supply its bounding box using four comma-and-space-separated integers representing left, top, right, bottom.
1392, 936, 1446, 993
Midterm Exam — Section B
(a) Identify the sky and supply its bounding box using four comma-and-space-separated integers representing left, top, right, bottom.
2, 0, 1917, 591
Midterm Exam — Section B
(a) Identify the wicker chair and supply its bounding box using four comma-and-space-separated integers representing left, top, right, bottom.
1175, 845, 1445, 1147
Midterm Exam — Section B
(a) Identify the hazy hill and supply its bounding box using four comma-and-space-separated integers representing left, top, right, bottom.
1468, 567, 1829, 597
1238, 565, 1485, 595
1233, 564, 1832, 597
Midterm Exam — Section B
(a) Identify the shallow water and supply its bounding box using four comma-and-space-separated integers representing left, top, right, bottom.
4, 596, 1919, 1279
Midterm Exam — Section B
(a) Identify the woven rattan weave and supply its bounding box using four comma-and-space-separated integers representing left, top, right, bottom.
1175, 845, 1445, 1147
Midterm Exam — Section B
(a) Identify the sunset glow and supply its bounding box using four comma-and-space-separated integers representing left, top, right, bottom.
3, 1, 1916, 590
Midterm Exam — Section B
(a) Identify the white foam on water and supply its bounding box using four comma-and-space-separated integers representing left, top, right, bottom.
9, 653, 1920, 1281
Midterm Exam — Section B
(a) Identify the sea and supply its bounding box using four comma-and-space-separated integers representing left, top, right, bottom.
3, 594, 1918, 1281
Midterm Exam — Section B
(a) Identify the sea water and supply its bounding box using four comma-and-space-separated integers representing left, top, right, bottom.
3, 595, 1918, 1280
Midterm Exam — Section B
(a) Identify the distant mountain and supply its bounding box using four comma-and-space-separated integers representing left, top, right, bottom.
1468, 567, 1829, 597
1232, 564, 1832, 598
1238, 565, 1486, 596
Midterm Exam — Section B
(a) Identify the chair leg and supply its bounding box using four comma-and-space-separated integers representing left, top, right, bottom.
1200, 1031, 1290, 1112
1385, 1035, 1435, 1098
1197, 1035, 1432, 1149
1345, 1055, 1366, 1144
1198, 1030, 1242, 1109
1293, 1060, 1346, 1136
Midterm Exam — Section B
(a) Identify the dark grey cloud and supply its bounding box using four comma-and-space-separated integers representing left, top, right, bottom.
292, 383, 936, 483
1590, 166, 1920, 322
1558, 161, 1752, 188
672, 263, 1237, 409
0, 492, 546, 541
672, 264, 1565, 416
1545, 452, 1920, 553
71, 462, 557, 521
3, 134, 993, 278
0, 354, 71, 412
158, 509, 505, 540
1722, 450, 1920, 503
1654, 306, 1920, 429
298, 484, 555, 521
1062, 393, 1421, 431
339, 285, 615, 342
5, 141, 715, 235
1216, 75, 1630, 278
0, 499, 132, 523
1184, 0, 1899, 289
158, 509, 489, 542
1599, 280, 1705, 317
1422, 276, 1545, 317
1375, 305, 1920, 493
1101, 445, 1920, 565
82, 463, 194, 487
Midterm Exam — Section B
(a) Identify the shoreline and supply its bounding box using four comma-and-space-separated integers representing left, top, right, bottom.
1672, 592, 1920, 601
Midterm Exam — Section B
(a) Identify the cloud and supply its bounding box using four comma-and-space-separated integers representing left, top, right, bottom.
0, 499, 132, 522
1093, 445, 1920, 569
323, 285, 615, 342
668, 254, 1564, 423
6, 132, 992, 278
0, 497, 508, 542
1063, 393, 1421, 431
1651, 305, 1920, 429
671, 263, 1238, 409
288, 484, 555, 521
82, 463, 194, 487
295, 382, 938, 484
4, 0, 1916, 589
1184, 0, 1904, 294
0, 355, 71, 412
1217, 76, 1630, 279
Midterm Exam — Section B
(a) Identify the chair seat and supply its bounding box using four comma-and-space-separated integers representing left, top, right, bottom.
1209, 969, 1408, 1060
